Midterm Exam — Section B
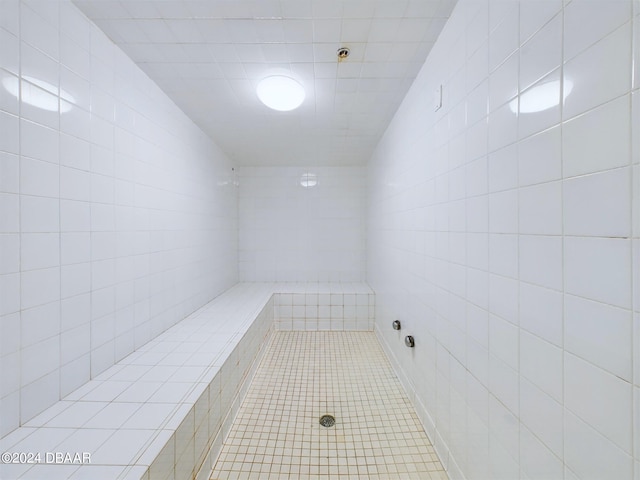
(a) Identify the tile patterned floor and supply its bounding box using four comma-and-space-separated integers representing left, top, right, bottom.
210, 331, 448, 480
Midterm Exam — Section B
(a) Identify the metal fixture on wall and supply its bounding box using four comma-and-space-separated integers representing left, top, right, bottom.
405, 336, 415, 348
392, 320, 401, 330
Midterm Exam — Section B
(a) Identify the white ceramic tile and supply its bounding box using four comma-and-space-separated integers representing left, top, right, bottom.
519, 0, 562, 45
488, 102, 518, 153
634, 14, 640, 91
21, 3, 59, 60
0, 151, 19, 195
92, 429, 155, 465
565, 352, 632, 453
519, 235, 563, 291
565, 294, 632, 382
565, 410, 633, 480
0, 234, 19, 274
636, 386, 640, 461
518, 181, 562, 235
20, 267, 60, 310
0, 71, 19, 116
563, 23, 632, 120
466, 80, 489, 127
7, 0, 241, 423
488, 234, 517, 279
519, 13, 562, 91
60, 200, 90, 233
488, 51, 518, 112
61, 104, 91, 140
564, 0, 632, 61
634, 91, 640, 168
488, 143, 518, 192
59, 24, 90, 77
519, 282, 563, 346
0, 311, 20, 356
0, 28, 19, 76
20, 195, 59, 233
488, 190, 518, 233
19, 371, 60, 423
489, 314, 518, 369
521, 330, 563, 402
238, 167, 366, 283
466, 117, 489, 161
20, 157, 59, 198
519, 425, 564, 480
564, 167, 631, 237
20, 40, 58, 91
520, 377, 563, 458
0, 390, 20, 437
488, 3, 519, 72
488, 392, 519, 461
83, 402, 140, 429
0, 273, 20, 316
488, 354, 519, 416
61, 262, 91, 299
0, 0, 19, 36
22, 232, 61, 276
0, 111, 19, 155
564, 236, 631, 309
60, 133, 90, 171
21, 301, 60, 350
21, 336, 60, 389
518, 125, 561, 186
562, 95, 631, 178
518, 69, 562, 139
61, 233, 91, 266
0, 349, 20, 398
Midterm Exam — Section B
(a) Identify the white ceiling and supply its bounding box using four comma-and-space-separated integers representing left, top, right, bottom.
72, 0, 457, 166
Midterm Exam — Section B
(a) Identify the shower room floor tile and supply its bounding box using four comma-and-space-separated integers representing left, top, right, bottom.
210, 331, 448, 480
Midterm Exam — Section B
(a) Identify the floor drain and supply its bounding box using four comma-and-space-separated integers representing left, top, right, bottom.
319, 415, 335, 428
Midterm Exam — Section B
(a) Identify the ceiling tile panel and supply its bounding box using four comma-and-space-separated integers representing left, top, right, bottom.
340, 18, 372, 43
73, 0, 457, 165
283, 19, 314, 43
286, 43, 314, 63
312, 19, 342, 43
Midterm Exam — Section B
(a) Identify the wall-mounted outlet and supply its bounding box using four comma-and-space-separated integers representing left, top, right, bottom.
434, 84, 443, 112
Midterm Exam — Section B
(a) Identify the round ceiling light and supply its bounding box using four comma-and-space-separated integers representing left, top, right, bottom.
256, 75, 305, 111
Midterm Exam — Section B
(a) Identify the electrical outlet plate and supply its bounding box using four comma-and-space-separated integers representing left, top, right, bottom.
434, 84, 442, 112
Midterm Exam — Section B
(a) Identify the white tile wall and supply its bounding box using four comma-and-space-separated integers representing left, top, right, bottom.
0, 0, 238, 437
272, 282, 374, 331
368, 1, 639, 479
238, 166, 365, 282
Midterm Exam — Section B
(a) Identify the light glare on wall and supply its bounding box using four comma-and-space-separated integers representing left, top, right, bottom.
2, 75, 75, 112
256, 76, 305, 111
300, 173, 317, 188
510, 79, 574, 114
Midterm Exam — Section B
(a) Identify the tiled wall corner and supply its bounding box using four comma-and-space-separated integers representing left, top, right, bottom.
274, 291, 374, 331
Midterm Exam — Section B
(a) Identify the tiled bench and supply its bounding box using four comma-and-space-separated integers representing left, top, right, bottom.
0, 282, 374, 480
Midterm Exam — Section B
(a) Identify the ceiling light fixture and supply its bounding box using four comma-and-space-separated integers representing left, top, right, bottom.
256, 75, 305, 111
